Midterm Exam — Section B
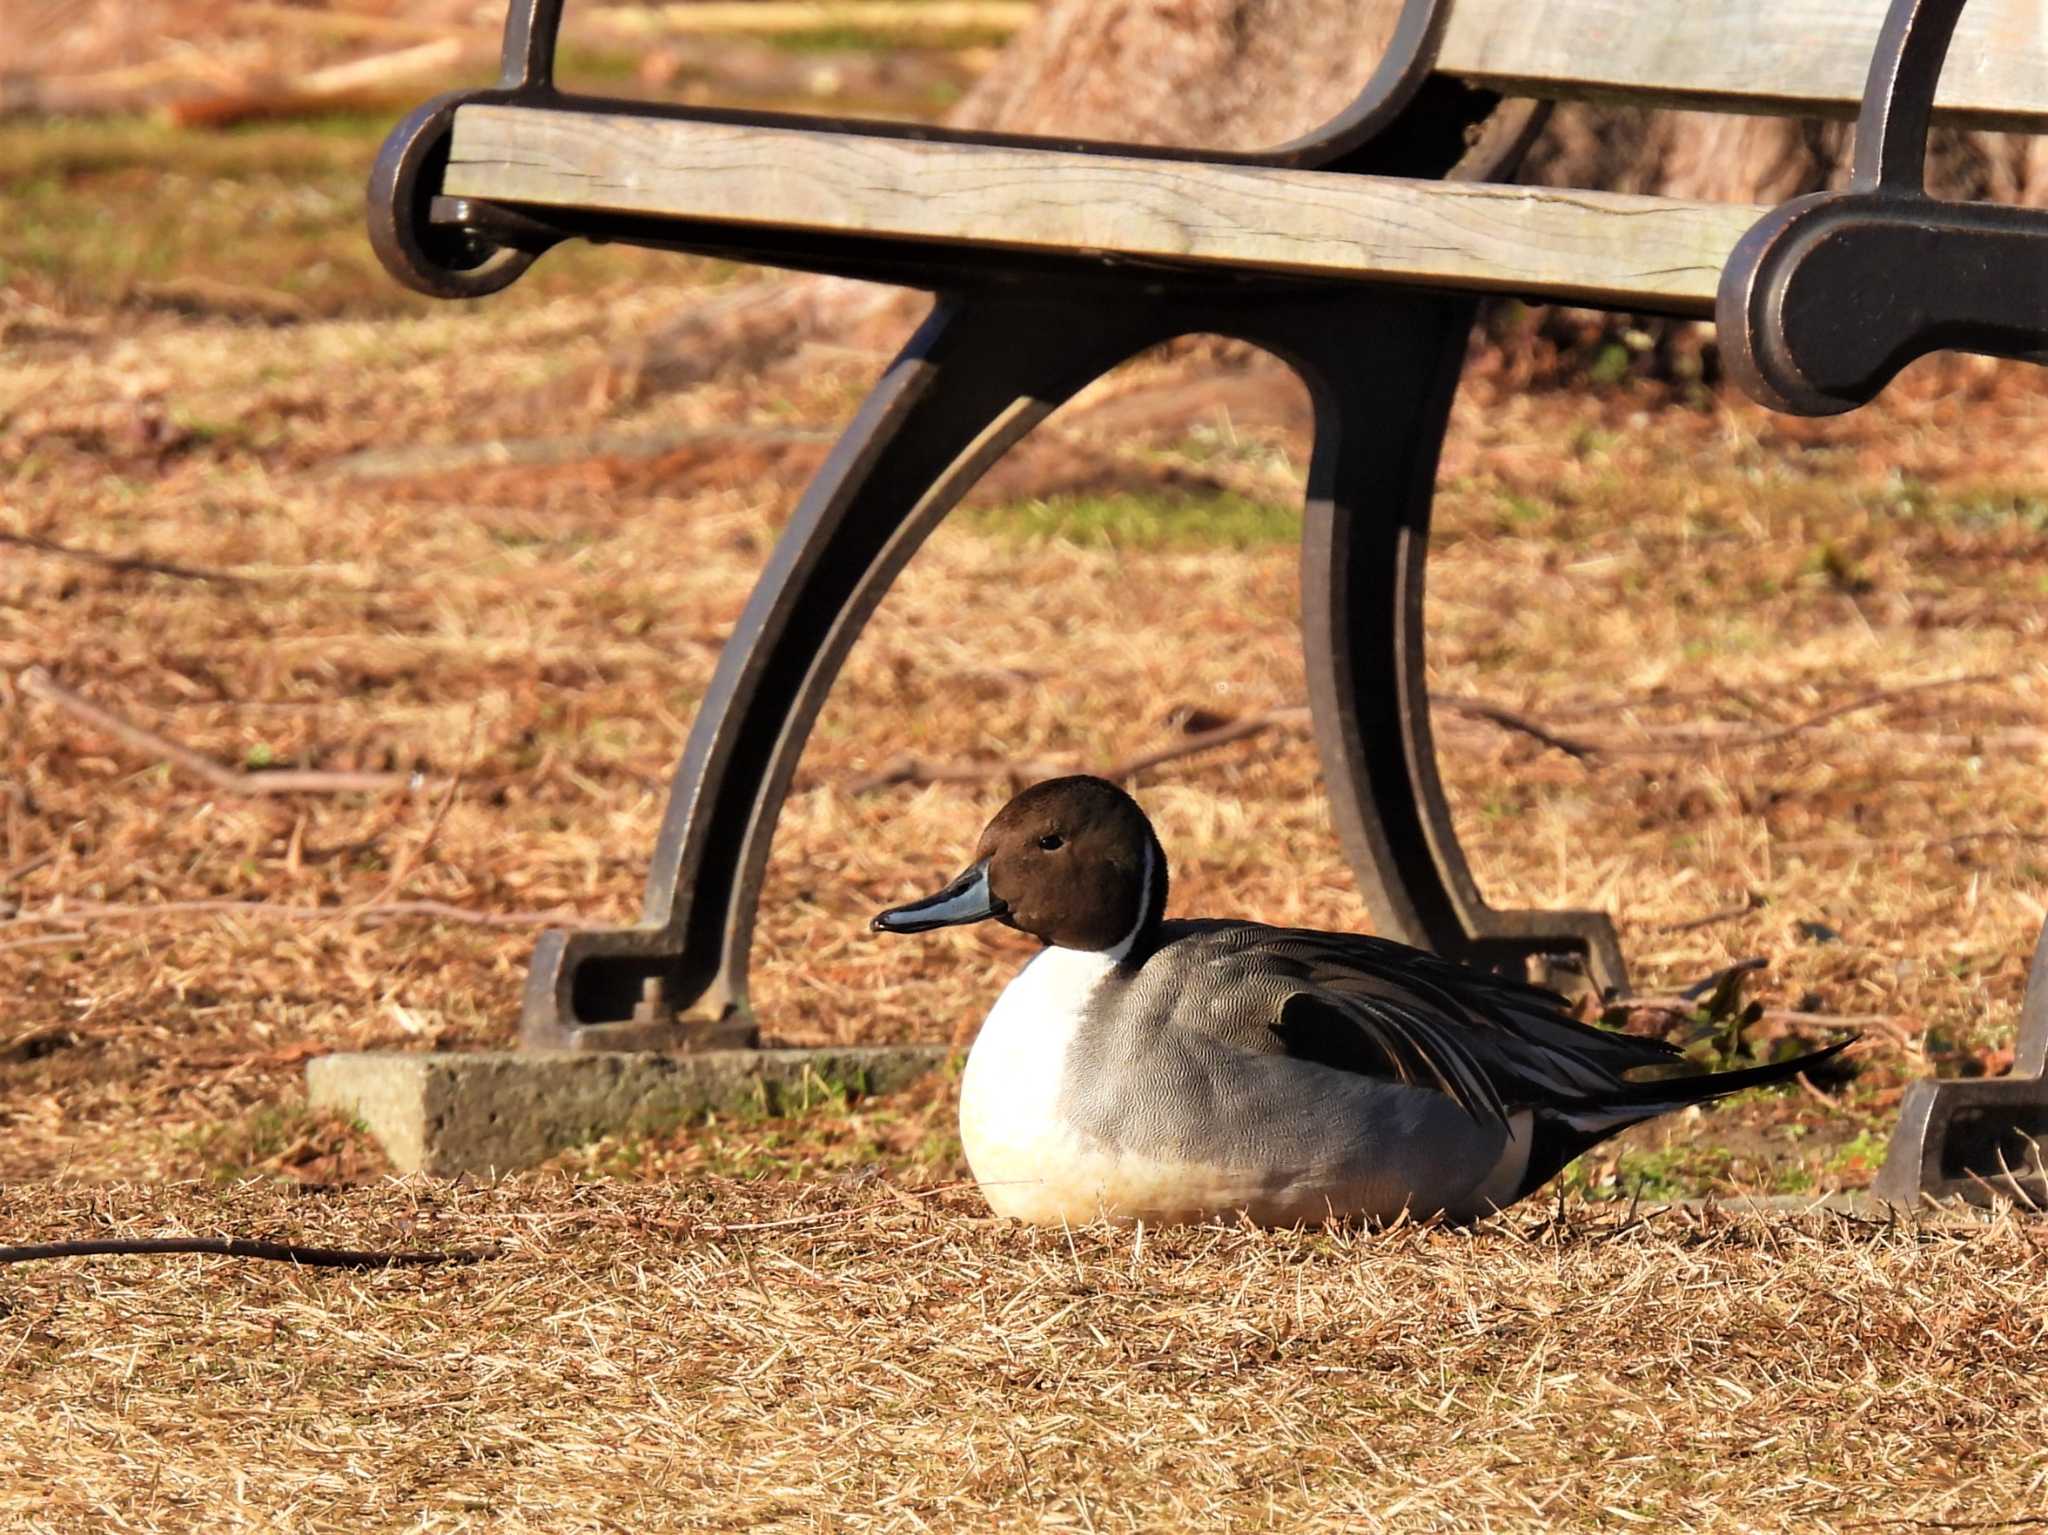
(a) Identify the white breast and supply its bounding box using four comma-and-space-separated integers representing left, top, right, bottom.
957, 945, 1115, 1220
957, 945, 1330, 1225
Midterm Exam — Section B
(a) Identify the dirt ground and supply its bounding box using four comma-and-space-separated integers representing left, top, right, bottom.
2, 13, 2047, 1530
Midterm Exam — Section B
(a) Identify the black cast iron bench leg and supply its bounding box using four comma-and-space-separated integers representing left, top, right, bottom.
521, 292, 1178, 1048
1876, 923, 2048, 1207
1270, 294, 1629, 996
522, 279, 1629, 1049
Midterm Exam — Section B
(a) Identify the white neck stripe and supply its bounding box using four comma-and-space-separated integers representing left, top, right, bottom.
1104, 838, 1155, 964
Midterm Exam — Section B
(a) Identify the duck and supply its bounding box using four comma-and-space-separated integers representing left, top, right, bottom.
872, 775, 1850, 1227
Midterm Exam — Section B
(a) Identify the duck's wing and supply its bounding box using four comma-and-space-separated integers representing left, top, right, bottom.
1173, 923, 1686, 1128
1163, 921, 1852, 1205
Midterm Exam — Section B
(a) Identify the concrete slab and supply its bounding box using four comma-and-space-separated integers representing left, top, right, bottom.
307, 1045, 951, 1175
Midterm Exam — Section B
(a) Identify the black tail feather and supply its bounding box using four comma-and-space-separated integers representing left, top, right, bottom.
1511, 1037, 1856, 1204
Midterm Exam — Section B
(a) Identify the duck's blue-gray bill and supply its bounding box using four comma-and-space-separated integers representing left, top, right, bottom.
872, 859, 1005, 933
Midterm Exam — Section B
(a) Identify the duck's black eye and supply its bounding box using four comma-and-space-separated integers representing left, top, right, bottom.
1036, 833, 1064, 852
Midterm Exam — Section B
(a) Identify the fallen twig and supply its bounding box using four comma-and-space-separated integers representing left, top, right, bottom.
226, 3, 483, 42
321, 424, 834, 483
586, 1, 1037, 38
19, 667, 420, 797
1792, 1071, 1839, 1110
1678, 956, 1771, 1001
846, 706, 1312, 794
1434, 674, 2001, 760
1429, 695, 1601, 760
1776, 827, 2048, 855
1106, 705, 1310, 779
0, 849, 59, 889
0, 1236, 496, 1268
845, 675, 2007, 795
1655, 894, 1764, 934
0, 530, 252, 585
1616, 996, 1908, 1046
1574, 674, 2003, 756
0, 930, 88, 955
845, 754, 1059, 795
366, 716, 475, 906
1, 898, 592, 933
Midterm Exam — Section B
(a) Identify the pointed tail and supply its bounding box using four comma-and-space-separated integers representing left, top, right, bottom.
1558, 1037, 1857, 1136
1512, 1037, 1856, 1204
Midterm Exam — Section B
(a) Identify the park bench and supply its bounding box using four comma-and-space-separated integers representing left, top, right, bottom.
365, 0, 2048, 1205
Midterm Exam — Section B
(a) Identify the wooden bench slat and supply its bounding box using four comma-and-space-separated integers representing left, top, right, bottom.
445, 107, 1765, 314
1439, 0, 2048, 130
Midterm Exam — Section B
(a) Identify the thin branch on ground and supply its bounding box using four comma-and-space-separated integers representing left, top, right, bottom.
0, 929, 89, 954
1107, 705, 1311, 779
0, 1236, 496, 1268
1429, 695, 1603, 760
1615, 995, 1914, 1050
18, 667, 421, 796
365, 713, 475, 906
1777, 828, 2048, 854
845, 706, 1311, 794
844, 754, 1063, 795
1654, 894, 1764, 934
1444, 675, 1999, 760
845, 674, 2008, 794
1792, 1071, 1839, 1110
0, 848, 59, 888
0, 529, 254, 585
1576, 673, 2002, 755
1677, 957, 1772, 1002
0, 898, 594, 933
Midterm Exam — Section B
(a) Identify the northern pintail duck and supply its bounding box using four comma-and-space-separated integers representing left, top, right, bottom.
874, 776, 1849, 1227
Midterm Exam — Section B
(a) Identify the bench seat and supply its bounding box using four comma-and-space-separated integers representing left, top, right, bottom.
445, 107, 1766, 314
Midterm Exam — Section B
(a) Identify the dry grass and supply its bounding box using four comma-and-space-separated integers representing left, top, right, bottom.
6, 240, 2045, 1185
4, 1177, 2046, 1533
8, 103, 2048, 1169
5, 33, 2048, 1530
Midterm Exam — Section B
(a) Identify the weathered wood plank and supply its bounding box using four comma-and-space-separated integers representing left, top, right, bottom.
445, 107, 1765, 313
1439, 0, 2048, 130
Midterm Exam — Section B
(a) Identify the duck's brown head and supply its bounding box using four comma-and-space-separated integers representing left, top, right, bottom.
871, 776, 1167, 956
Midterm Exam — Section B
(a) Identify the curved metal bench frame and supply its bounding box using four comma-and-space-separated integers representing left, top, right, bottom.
369, 0, 2046, 1207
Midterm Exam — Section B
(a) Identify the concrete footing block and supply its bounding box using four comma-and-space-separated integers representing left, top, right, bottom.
307, 1045, 950, 1175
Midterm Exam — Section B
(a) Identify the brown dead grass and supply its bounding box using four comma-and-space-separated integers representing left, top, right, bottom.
3, 1177, 2045, 1533
0, 87, 2044, 1210
6, 260, 2046, 1186
4, 51, 2048, 1534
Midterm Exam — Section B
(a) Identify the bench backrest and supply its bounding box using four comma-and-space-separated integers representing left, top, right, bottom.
408, 0, 2048, 343
1439, 0, 2048, 131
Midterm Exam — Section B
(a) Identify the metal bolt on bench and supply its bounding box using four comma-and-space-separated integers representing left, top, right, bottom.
369, 0, 2048, 1205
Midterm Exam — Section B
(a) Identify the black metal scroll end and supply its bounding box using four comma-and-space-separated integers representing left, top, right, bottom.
521, 927, 759, 1053
1715, 191, 2048, 417
1717, 0, 2048, 416
1874, 922, 2048, 1209
365, 0, 568, 299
